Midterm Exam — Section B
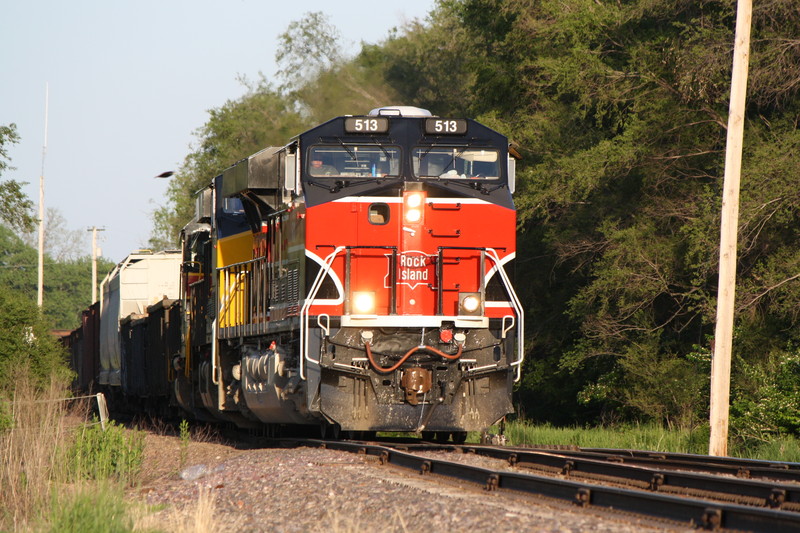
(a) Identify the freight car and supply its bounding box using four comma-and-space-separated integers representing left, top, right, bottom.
69, 106, 524, 441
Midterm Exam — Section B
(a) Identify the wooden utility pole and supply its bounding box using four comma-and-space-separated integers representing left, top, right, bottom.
37, 84, 48, 308
87, 226, 105, 304
709, 0, 752, 457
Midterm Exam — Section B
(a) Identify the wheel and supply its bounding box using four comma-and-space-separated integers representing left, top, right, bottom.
451, 431, 467, 444
320, 422, 332, 439
434, 432, 450, 443
421, 431, 436, 441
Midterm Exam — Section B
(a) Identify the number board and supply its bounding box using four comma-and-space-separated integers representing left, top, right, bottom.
424, 118, 468, 135
344, 117, 390, 134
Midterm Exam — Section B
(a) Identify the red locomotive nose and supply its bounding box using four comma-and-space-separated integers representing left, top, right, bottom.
439, 329, 454, 343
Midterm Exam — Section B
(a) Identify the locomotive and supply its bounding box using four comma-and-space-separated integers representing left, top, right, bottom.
67, 106, 524, 442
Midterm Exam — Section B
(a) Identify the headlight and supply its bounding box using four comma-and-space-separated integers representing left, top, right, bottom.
405, 209, 422, 223
459, 292, 482, 315
406, 193, 423, 208
403, 191, 426, 224
352, 291, 376, 314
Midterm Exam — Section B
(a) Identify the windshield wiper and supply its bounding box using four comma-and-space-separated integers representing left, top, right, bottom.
306, 176, 400, 194
441, 177, 505, 195
335, 138, 358, 160
419, 147, 466, 174
370, 136, 394, 162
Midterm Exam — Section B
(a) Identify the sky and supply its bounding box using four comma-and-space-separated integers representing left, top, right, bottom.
1, 0, 435, 262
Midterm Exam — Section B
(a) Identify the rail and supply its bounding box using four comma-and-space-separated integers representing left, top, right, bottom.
394, 441, 800, 510
302, 439, 800, 532
485, 247, 525, 381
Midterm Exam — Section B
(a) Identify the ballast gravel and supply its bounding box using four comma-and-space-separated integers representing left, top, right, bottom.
136, 435, 693, 532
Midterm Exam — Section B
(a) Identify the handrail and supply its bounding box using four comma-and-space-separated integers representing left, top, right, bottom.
435, 245, 525, 381
300, 246, 345, 379
218, 267, 248, 329
484, 248, 525, 382
243, 243, 524, 383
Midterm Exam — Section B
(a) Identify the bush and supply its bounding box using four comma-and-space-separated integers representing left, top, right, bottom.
730, 347, 800, 446
0, 286, 72, 392
68, 420, 145, 485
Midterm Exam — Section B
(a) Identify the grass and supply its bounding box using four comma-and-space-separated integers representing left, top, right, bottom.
0, 373, 147, 532
47, 482, 133, 533
4, 366, 800, 530
133, 486, 241, 533
501, 419, 800, 462
0, 376, 75, 530
179, 419, 190, 469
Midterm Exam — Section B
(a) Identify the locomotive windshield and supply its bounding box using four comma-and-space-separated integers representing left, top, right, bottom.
413, 148, 500, 179
307, 145, 401, 178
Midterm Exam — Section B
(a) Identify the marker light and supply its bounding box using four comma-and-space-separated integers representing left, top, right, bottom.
352, 291, 376, 314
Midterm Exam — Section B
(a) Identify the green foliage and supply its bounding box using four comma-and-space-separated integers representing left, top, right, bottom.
68, 420, 145, 485
179, 419, 190, 468
504, 419, 800, 461
0, 225, 113, 331
730, 347, 800, 445
46, 483, 134, 533
0, 123, 37, 233
0, 401, 11, 431
150, 80, 308, 249
0, 285, 72, 391
360, 5, 476, 116
150, 2, 800, 431
397, 0, 800, 428
0, 180, 36, 233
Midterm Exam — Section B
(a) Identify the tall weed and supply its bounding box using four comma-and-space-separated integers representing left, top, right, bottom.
0, 375, 74, 531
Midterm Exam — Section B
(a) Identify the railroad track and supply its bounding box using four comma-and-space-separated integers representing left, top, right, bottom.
291, 438, 800, 532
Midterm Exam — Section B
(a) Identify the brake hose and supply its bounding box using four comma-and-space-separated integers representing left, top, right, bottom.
364, 342, 463, 374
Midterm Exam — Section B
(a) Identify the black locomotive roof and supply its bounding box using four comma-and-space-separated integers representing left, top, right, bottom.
298, 115, 515, 210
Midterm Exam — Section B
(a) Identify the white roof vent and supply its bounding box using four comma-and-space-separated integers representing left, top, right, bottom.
369, 106, 432, 117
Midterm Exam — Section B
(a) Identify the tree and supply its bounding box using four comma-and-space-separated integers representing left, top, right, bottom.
0, 123, 36, 233
275, 11, 343, 94
360, 5, 478, 116
431, 0, 800, 429
0, 285, 71, 391
372, 0, 800, 429
149, 80, 307, 249
0, 226, 111, 330
150, 12, 398, 247
20, 207, 88, 262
